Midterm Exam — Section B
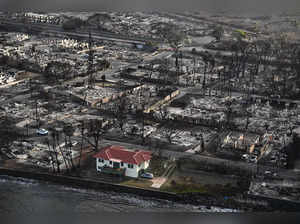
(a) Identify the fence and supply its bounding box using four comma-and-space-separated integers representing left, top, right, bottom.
92, 84, 148, 108
144, 90, 180, 113
120, 72, 173, 85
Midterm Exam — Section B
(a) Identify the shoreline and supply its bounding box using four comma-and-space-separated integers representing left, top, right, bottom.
1, 166, 300, 212
0, 166, 242, 210
0, 167, 178, 199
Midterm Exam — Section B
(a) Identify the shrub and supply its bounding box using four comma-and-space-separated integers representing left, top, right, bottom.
171, 180, 177, 186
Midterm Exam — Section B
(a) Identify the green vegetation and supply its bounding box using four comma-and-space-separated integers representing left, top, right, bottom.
146, 155, 170, 177
162, 180, 208, 194
162, 178, 239, 195
235, 29, 247, 39
121, 179, 153, 189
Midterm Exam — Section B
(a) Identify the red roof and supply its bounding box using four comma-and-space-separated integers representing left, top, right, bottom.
93, 145, 152, 165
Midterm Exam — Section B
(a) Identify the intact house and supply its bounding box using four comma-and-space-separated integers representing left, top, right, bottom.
93, 145, 152, 178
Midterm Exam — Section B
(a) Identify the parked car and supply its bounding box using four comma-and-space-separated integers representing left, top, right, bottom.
140, 172, 154, 179
270, 158, 277, 163
36, 129, 48, 135
253, 151, 259, 156
242, 154, 250, 160
261, 182, 267, 187
249, 155, 257, 163
66, 141, 78, 147
264, 170, 277, 177
264, 170, 272, 175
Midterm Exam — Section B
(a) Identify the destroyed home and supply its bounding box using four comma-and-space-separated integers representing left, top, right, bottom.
0, 8, 300, 212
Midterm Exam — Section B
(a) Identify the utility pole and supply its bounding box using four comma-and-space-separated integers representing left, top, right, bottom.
26, 122, 29, 137
192, 57, 196, 85
256, 158, 259, 179
88, 31, 95, 89
222, 67, 227, 96
203, 62, 207, 89
180, 50, 183, 77
175, 49, 180, 84
35, 98, 39, 129
29, 78, 33, 98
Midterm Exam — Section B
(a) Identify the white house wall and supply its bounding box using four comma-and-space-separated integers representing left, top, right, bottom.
125, 164, 139, 178
141, 161, 149, 170
96, 158, 111, 171
96, 158, 150, 178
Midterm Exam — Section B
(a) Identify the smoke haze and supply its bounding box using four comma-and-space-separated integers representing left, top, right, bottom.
0, 0, 299, 15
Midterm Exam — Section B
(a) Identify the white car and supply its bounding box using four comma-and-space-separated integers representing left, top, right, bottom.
264, 171, 272, 175
265, 170, 277, 177
261, 182, 267, 187
36, 129, 48, 135
140, 172, 154, 179
242, 154, 250, 160
63, 141, 79, 147
249, 155, 258, 163
67, 141, 78, 147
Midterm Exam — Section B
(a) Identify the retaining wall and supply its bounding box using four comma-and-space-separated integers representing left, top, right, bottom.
246, 194, 300, 212
0, 167, 299, 211
144, 90, 180, 113
0, 167, 179, 202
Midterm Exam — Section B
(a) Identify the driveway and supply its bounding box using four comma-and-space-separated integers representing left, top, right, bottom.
151, 177, 167, 188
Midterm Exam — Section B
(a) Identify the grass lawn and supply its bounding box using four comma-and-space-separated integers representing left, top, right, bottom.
161, 174, 208, 194
119, 156, 174, 190
146, 156, 166, 176
161, 170, 240, 195
121, 178, 154, 189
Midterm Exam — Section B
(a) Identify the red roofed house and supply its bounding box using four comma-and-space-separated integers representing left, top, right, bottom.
93, 145, 152, 178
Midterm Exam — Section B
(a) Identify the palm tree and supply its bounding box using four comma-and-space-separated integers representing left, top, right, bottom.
56, 131, 70, 172
44, 138, 56, 173
63, 124, 75, 170
78, 121, 85, 169
50, 130, 60, 173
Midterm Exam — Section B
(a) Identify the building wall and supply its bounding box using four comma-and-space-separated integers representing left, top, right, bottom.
141, 160, 149, 170
96, 158, 150, 178
96, 158, 111, 170
125, 163, 139, 178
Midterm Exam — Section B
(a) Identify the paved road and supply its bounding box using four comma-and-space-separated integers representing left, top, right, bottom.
161, 12, 266, 37
1, 20, 159, 45
64, 50, 173, 86
230, 91, 300, 105
100, 138, 300, 181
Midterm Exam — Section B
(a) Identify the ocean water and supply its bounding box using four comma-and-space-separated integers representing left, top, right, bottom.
0, 175, 238, 213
